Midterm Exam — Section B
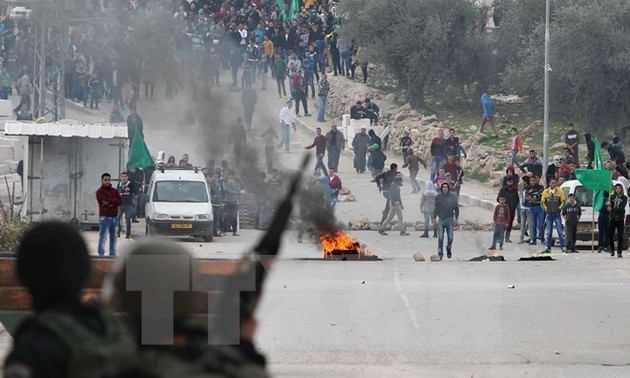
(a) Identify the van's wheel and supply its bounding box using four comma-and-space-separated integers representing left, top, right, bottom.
202, 234, 213, 243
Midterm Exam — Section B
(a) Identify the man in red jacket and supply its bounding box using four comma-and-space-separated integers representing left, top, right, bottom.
96, 173, 122, 256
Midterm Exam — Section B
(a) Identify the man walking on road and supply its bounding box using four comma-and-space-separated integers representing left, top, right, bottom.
433, 182, 459, 260
430, 130, 446, 181
379, 172, 409, 236
326, 124, 345, 172
375, 163, 398, 224
305, 126, 328, 173
352, 126, 370, 173
277, 100, 296, 152
96, 173, 122, 256
241, 81, 258, 130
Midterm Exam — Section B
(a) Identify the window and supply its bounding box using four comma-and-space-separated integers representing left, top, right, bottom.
573, 186, 594, 207
153, 181, 208, 203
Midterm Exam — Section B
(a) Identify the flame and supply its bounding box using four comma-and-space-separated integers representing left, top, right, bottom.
320, 230, 374, 258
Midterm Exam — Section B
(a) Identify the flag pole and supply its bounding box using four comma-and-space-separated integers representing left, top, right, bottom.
592, 197, 595, 253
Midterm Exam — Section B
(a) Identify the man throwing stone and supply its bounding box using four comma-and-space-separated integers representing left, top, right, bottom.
433, 182, 459, 260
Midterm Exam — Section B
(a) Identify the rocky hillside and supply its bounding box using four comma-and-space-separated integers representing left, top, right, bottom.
325, 76, 581, 187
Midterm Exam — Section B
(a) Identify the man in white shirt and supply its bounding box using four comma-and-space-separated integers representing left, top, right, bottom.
239, 24, 248, 46
277, 100, 296, 152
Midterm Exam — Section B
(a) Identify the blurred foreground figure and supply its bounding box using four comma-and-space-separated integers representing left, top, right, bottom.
4, 222, 136, 378
105, 240, 269, 378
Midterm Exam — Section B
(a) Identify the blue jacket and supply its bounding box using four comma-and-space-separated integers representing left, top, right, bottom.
481, 93, 494, 118
302, 57, 315, 73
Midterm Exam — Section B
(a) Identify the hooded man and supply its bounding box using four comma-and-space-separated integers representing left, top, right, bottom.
433, 182, 460, 259
497, 177, 519, 243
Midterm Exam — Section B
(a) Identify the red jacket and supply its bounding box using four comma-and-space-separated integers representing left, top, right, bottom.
292, 74, 306, 92
511, 135, 523, 152
96, 184, 122, 217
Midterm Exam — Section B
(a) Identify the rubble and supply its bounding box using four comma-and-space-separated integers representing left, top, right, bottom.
412, 252, 426, 262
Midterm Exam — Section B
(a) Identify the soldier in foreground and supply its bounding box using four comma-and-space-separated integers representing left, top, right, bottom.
104, 240, 269, 377
4, 222, 136, 378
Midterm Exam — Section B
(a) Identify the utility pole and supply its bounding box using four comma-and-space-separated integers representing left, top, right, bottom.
4, 0, 67, 121
542, 0, 551, 181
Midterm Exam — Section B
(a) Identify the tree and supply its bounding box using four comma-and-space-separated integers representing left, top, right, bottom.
500, 0, 630, 133
338, 0, 487, 108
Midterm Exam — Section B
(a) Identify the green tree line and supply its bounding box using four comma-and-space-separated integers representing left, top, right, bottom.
338, 0, 630, 133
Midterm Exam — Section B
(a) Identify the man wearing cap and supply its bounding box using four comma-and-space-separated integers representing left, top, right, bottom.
326, 124, 345, 172
433, 182, 460, 260
352, 126, 370, 173
519, 150, 543, 179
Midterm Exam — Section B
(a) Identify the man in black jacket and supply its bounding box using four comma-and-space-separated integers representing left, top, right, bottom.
608, 183, 627, 257
117, 171, 135, 239
602, 141, 625, 166
433, 182, 459, 259
126, 106, 144, 147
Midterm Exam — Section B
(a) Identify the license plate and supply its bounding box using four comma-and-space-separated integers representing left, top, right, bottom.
171, 223, 193, 229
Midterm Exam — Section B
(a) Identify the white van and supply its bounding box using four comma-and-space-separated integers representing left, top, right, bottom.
145, 167, 214, 242
560, 179, 630, 249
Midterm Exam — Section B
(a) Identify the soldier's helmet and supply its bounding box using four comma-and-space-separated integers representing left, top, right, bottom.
102, 240, 200, 326
17, 222, 91, 302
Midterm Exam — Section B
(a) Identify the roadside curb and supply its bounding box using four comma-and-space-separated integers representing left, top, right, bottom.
293, 115, 496, 211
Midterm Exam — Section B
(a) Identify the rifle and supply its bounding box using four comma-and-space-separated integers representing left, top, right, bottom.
210, 154, 310, 344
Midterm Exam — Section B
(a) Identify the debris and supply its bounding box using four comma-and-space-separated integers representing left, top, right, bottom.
360, 280, 365, 284
507, 285, 515, 289
412, 252, 426, 262
469, 255, 505, 262
430, 254, 442, 262
518, 255, 555, 261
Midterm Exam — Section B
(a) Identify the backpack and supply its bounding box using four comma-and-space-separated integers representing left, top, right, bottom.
27, 308, 137, 378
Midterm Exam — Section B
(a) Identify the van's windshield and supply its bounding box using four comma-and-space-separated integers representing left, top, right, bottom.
565, 186, 594, 207
153, 181, 209, 202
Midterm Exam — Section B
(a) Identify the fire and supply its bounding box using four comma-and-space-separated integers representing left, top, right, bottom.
319, 230, 376, 260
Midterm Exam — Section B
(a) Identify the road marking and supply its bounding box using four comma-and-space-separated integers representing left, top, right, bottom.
394, 267, 421, 331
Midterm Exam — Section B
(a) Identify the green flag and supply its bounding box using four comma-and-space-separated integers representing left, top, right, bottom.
277, 0, 287, 20
575, 139, 610, 210
289, 0, 299, 20
575, 169, 612, 192
127, 129, 153, 170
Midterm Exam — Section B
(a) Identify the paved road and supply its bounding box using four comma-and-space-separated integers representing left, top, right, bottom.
2, 73, 630, 377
